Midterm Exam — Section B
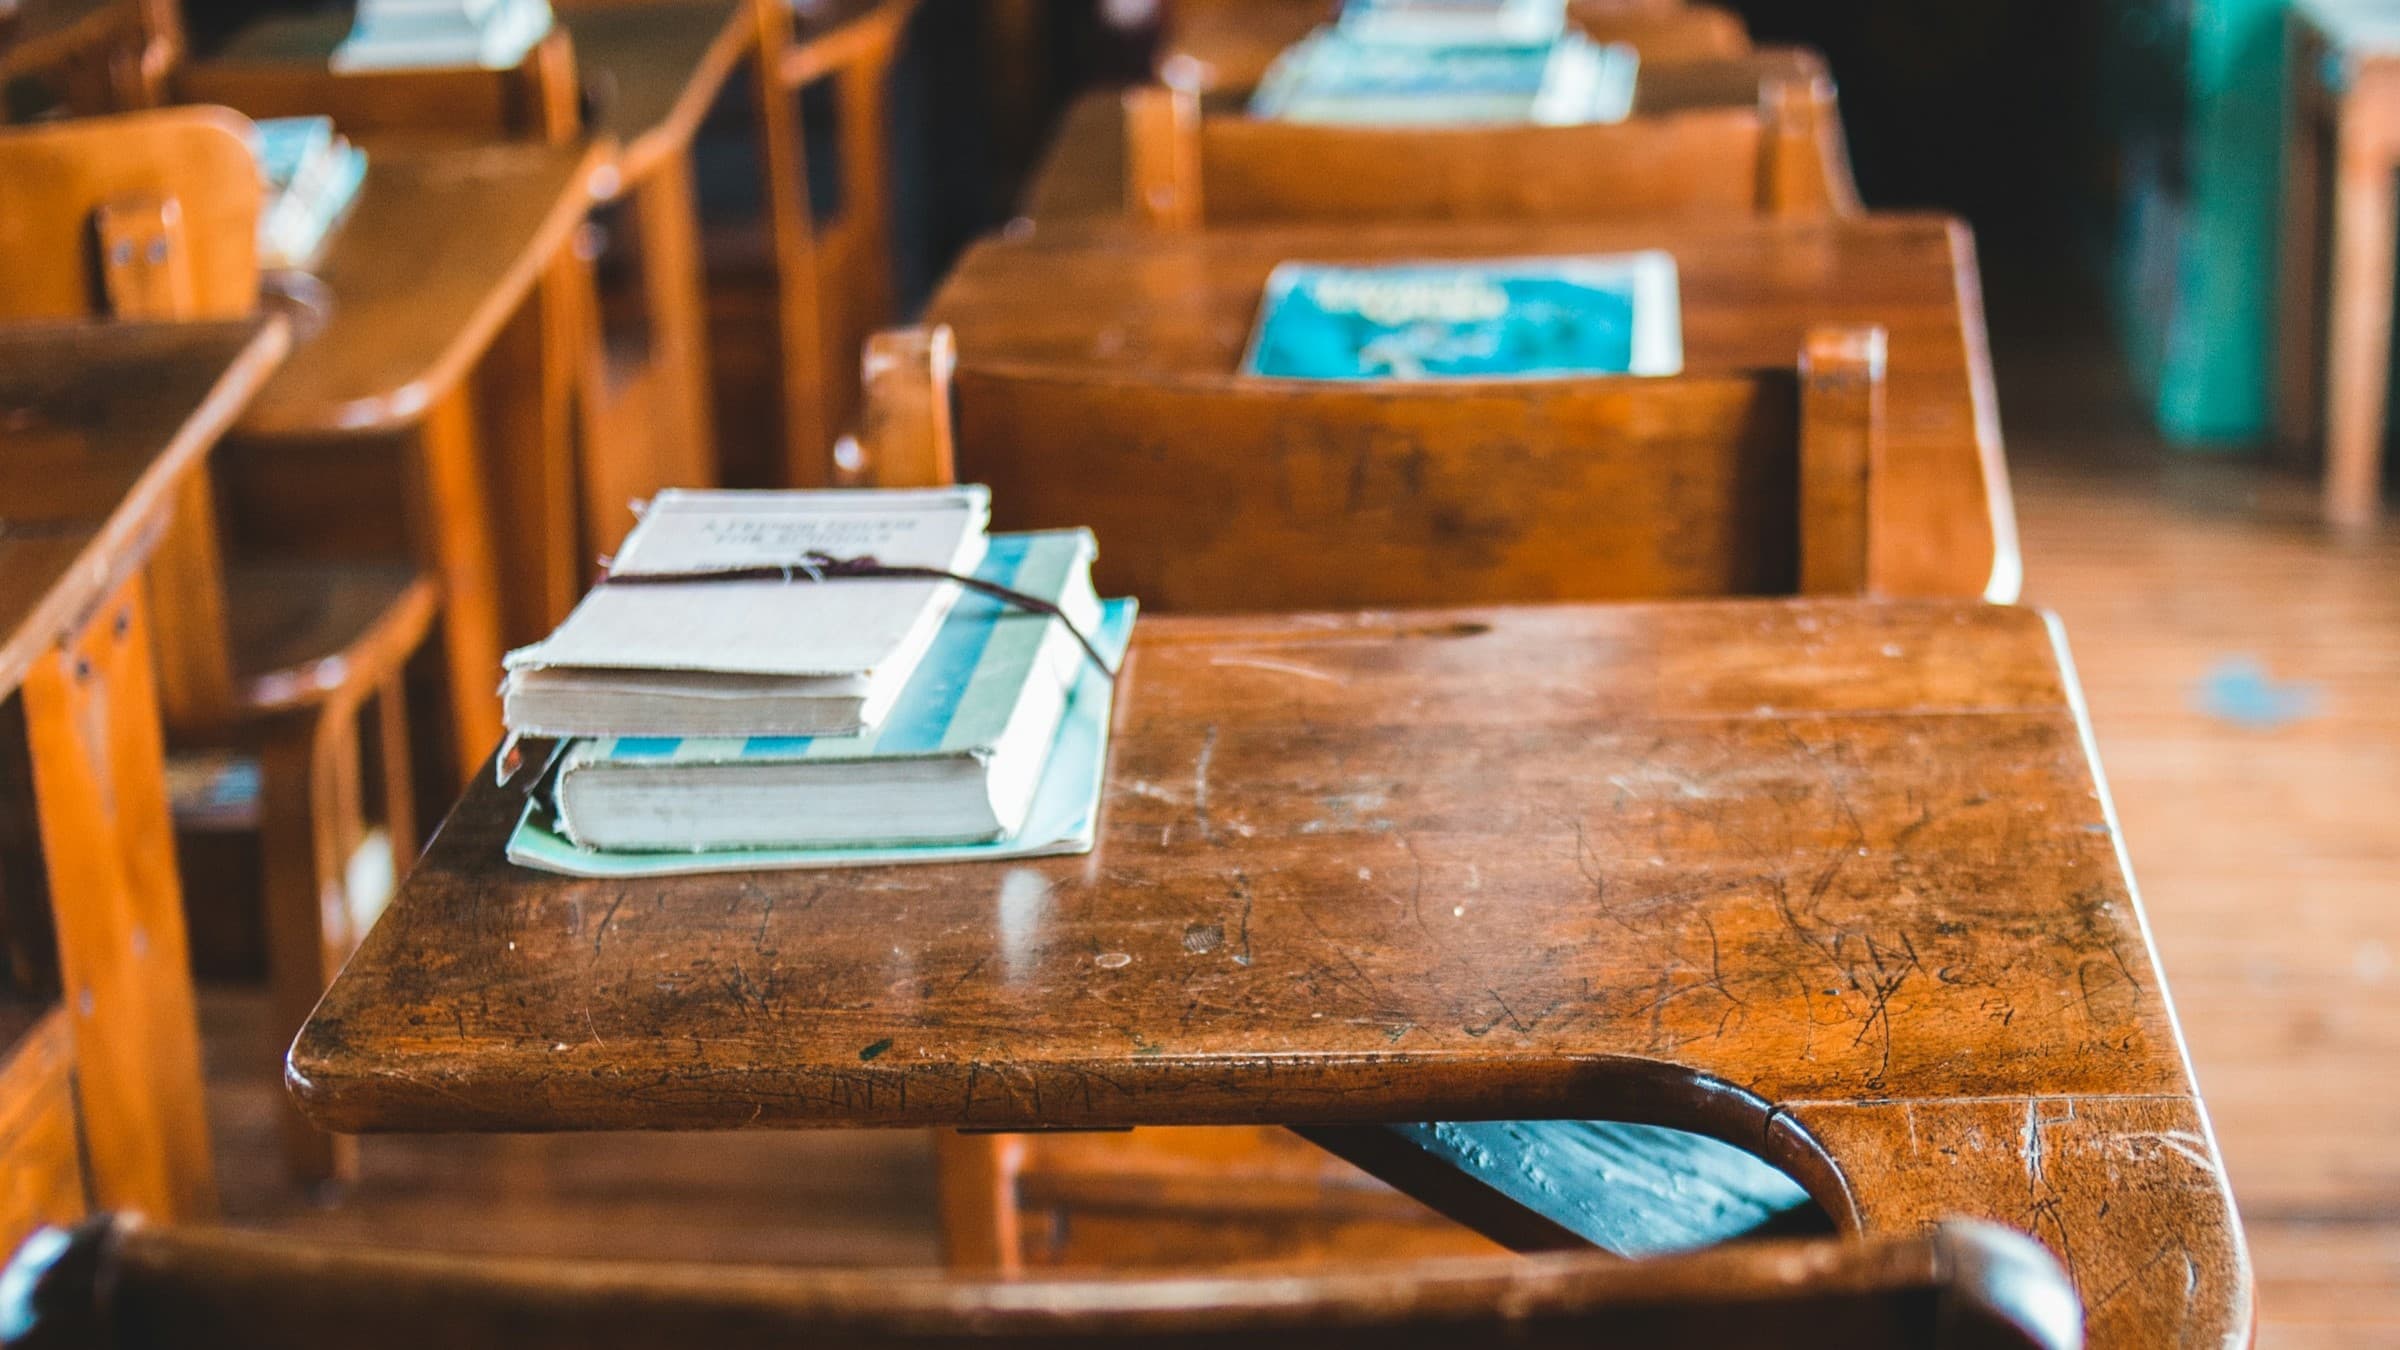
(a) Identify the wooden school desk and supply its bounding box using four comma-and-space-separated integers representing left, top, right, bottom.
1017, 47, 1855, 228
924, 213, 2017, 602
287, 598, 2250, 1349
0, 316, 288, 1243
213, 141, 603, 780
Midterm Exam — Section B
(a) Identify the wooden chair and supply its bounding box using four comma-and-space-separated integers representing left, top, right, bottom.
171, 27, 595, 658
0, 107, 439, 1191
0, 1214, 2079, 1349
845, 320, 1885, 1266
849, 323, 1887, 606
1118, 68, 1859, 229
0, 317, 288, 1255
0, 0, 180, 114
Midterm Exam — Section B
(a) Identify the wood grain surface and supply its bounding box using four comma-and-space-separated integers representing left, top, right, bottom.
0, 320, 287, 694
229, 142, 601, 438
2, 1213, 2079, 1349
292, 597, 2247, 1346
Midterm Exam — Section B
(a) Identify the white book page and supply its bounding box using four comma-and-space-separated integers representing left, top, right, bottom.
508, 487, 991, 679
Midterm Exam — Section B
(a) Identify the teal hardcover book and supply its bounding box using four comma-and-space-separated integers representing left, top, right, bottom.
254, 116, 335, 187
526, 530, 1121, 860
1249, 29, 1632, 126
252, 116, 368, 270
1336, 0, 1568, 44
1240, 252, 1681, 380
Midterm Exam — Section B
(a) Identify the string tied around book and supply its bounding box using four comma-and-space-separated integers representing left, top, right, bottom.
596, 550, 1122, 682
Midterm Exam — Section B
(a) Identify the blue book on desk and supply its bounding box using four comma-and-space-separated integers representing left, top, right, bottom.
1240, 252, 1682, 381
1337, 0, 1568, 44
1250, 29, 1633, 125
251, 116, 368, 270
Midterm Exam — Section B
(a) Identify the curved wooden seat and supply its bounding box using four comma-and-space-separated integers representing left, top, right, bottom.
223, 564, 435, 716
0, 1214, 2083, 1350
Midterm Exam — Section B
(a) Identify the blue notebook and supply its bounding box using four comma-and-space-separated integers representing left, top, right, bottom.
1240, 252, 1682, 381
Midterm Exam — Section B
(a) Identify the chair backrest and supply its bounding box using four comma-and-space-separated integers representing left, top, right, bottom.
0, 0, 181, 117
0, 106, 260, 727
0, 106, 258, 322
848, 323, 1886, 609
1124, 68, 1857, 230
171, 25, 582, 145
1, 1214, 2080, 1350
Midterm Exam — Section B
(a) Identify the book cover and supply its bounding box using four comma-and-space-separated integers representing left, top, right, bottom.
1249, 28, 1629, 126
255, 122, 367, 271
507, 486, 990, 680
253, 116, 334, 190
1240, 251, 1682, 381
1337, 0, 1568, 44
332, 0, 551, 71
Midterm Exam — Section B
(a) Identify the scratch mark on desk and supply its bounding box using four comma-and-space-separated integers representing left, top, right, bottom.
1210, 655, 1348, 685
1193, 725, 1219, 841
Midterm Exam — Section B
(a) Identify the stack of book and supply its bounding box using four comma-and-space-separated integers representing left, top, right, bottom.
252, 117, 367, 271
1242, 252, 1684, 380
1250, 0, 1635, 126
500, 487, 1136, 877
331, 0, 552, 72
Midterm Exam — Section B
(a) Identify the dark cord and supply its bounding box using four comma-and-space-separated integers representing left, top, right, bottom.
598, 550, 1119, 678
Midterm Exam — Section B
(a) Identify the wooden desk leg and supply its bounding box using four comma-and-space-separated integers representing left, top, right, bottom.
2275, 23, 2328, 458
839, 55, 897, 345
934, 1131, 1023, 1273
577, 157, 720, 557
475, 259, 587, 650
985, 0, 1046, 197
257, 711, 363, 1191
635, 153, 717, 493
742, 0, 831, 486
2324, 87, 2397, 528
767, 141, 831, 479
1772, 1099, 2252, 1350
408, 389, 507, 780
21, 579, 216, 1222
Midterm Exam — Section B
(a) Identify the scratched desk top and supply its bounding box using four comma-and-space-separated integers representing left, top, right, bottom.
293, 597, 2247, 1346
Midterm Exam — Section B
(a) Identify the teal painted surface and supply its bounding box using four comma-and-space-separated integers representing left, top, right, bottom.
2110, 0, 2287, 450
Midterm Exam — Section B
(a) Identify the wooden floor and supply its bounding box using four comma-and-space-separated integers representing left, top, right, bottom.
198, 313, 2398, 1345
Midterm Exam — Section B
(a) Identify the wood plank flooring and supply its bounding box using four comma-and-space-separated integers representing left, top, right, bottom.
197, 308, 2398, 1346
1999, 325, 2400, 1348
